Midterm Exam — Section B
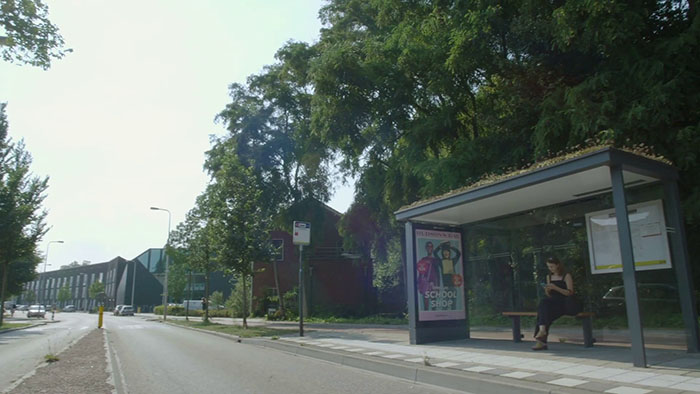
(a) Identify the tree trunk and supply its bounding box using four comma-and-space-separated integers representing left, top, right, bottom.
0, 262, 8, 327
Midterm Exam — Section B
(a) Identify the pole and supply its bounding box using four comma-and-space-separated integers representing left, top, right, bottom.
151, 207, 171, 321
41, 241, 64, 307
298, 244, 304, 337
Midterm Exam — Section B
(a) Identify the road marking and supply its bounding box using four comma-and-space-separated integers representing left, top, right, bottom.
104, 329, 128, 394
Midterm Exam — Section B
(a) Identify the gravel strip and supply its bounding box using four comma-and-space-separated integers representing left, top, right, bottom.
9, 329, 113, 394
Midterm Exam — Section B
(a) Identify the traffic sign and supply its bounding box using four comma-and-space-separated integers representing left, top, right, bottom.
293, 221, 310, 245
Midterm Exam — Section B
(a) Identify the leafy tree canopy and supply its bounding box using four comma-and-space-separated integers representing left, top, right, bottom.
0, 0, 69, 69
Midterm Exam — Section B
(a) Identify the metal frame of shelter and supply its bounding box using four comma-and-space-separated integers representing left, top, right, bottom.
395, 147, 699, 368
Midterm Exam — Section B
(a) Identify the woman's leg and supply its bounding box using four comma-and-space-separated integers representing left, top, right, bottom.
535, 298, 554, 340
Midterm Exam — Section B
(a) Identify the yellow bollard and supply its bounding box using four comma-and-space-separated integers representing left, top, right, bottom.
98, 306, 104, 328
137, 307, 141, 314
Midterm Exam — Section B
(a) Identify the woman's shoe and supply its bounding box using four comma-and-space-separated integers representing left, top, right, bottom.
531, 341, 548, 351
535, 329, 548, 341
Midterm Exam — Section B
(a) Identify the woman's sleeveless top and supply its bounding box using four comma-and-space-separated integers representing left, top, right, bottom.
549, 275, 568, 299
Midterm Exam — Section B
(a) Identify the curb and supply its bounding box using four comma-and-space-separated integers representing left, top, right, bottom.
159, 320, 593, 394
0, 321, 49, 335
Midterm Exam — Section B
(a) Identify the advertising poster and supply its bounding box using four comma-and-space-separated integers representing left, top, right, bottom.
414, 228, 466, 321
586, 199, 672, 274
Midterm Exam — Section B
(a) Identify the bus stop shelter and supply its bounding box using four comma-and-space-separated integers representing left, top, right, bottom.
395, 147, 699, 367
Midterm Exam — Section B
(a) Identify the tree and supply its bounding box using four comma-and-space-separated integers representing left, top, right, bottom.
88, 281, 104, 307
57, 283, 70, 305
225, 276, 251, 318
0, 103, 48, 326
214, 41, 332, 216
22, 289, 35, 304
206, 151, 273, 328
308, 0, 700, 300
165, 246, 188, 303
169, 191, 220, 322
0, 0, 69, 69
209, 290, 224, 309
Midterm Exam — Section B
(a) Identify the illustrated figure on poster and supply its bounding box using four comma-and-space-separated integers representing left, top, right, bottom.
434, 241, 462, 310
416, 241, 441, 311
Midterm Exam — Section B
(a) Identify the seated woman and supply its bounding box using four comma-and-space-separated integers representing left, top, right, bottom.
532, 257, 578, 351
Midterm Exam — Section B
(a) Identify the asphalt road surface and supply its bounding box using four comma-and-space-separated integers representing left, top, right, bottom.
0, 312, 96, 389
104, 315, 464, 394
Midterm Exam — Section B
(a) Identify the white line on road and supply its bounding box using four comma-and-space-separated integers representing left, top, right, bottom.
104, 329, 129, 394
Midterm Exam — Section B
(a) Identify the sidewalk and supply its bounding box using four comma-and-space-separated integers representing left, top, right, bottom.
147, 314, 700, 393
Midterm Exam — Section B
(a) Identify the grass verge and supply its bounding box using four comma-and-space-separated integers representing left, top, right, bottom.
169, 319, 296, 338
0, 322, 31, 331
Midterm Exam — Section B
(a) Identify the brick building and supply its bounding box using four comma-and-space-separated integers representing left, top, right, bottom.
252, 202, 374, 317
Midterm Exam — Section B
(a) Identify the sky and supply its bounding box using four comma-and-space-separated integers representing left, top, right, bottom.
0, 1, 355, 271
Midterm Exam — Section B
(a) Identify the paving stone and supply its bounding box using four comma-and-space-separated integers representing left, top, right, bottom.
603, 386, 652, 394
500, 371, 536, 379
576, 381, 619, 392
480, 368, 514, 376
547, 377, 589, 387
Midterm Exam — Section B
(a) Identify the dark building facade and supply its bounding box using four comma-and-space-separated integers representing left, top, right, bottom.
21, 247, 237, 312
22, 252, 163, 312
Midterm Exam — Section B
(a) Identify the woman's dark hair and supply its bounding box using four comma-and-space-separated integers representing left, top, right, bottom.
546, 257, 566, 275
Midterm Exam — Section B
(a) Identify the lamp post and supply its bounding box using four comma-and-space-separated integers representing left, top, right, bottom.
41, 240, 64, 306
150, 206, 171, 321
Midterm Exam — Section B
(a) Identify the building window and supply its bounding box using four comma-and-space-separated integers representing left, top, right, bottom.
271, 239, 284, 261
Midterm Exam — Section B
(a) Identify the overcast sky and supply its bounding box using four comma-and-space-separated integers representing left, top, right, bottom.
0, 1, 355, 271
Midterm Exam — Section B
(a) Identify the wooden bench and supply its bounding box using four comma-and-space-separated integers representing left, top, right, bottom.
502, 311, 595, 347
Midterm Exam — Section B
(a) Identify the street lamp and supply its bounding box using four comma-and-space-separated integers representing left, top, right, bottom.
150, 206, 171, 321
41, 240, 64, 306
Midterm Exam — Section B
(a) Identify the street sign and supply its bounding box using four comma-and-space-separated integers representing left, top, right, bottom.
292, 221, 311, 245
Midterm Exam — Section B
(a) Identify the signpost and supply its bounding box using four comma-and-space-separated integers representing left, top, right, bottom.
293, 221, 310, 336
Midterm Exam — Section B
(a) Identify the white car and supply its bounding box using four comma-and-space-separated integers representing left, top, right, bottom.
119, 305, 134, 316
27, 305, 46, 318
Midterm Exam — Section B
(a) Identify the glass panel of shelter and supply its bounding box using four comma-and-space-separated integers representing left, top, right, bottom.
463, 182, 685, 349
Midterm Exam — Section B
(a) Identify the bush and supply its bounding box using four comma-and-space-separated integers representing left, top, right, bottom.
225, 276, 253, 318
208, 309, 230, 318
154, 305, 203, 317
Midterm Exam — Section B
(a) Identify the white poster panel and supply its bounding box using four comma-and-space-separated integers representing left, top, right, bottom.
292, 221, 310, 245
585, 199, 672, 274
414, 229, 466, 321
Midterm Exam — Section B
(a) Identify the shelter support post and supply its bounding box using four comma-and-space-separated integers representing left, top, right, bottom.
610, 165, 647, 367
405, 221, 418, 344
663, 181, 700, 352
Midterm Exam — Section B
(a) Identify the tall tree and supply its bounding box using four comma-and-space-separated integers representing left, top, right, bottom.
311, 0, 700, 291
169, 192, 220, 322
0, 0, 69, 69
0, 103, 48, 326
206, 149, 273, 328
215, 42, 333, 219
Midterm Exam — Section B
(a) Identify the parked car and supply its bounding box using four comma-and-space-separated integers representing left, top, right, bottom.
602, 284, 681, 312
27, 305, 46, 318
17, 304, 28, 311
119, 305, 134, 316
63, 305, 76, 312
113, 305, 123, 315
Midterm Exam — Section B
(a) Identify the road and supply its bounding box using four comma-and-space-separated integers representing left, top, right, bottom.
104, 315, 464, 394
0, 312, 96, 389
